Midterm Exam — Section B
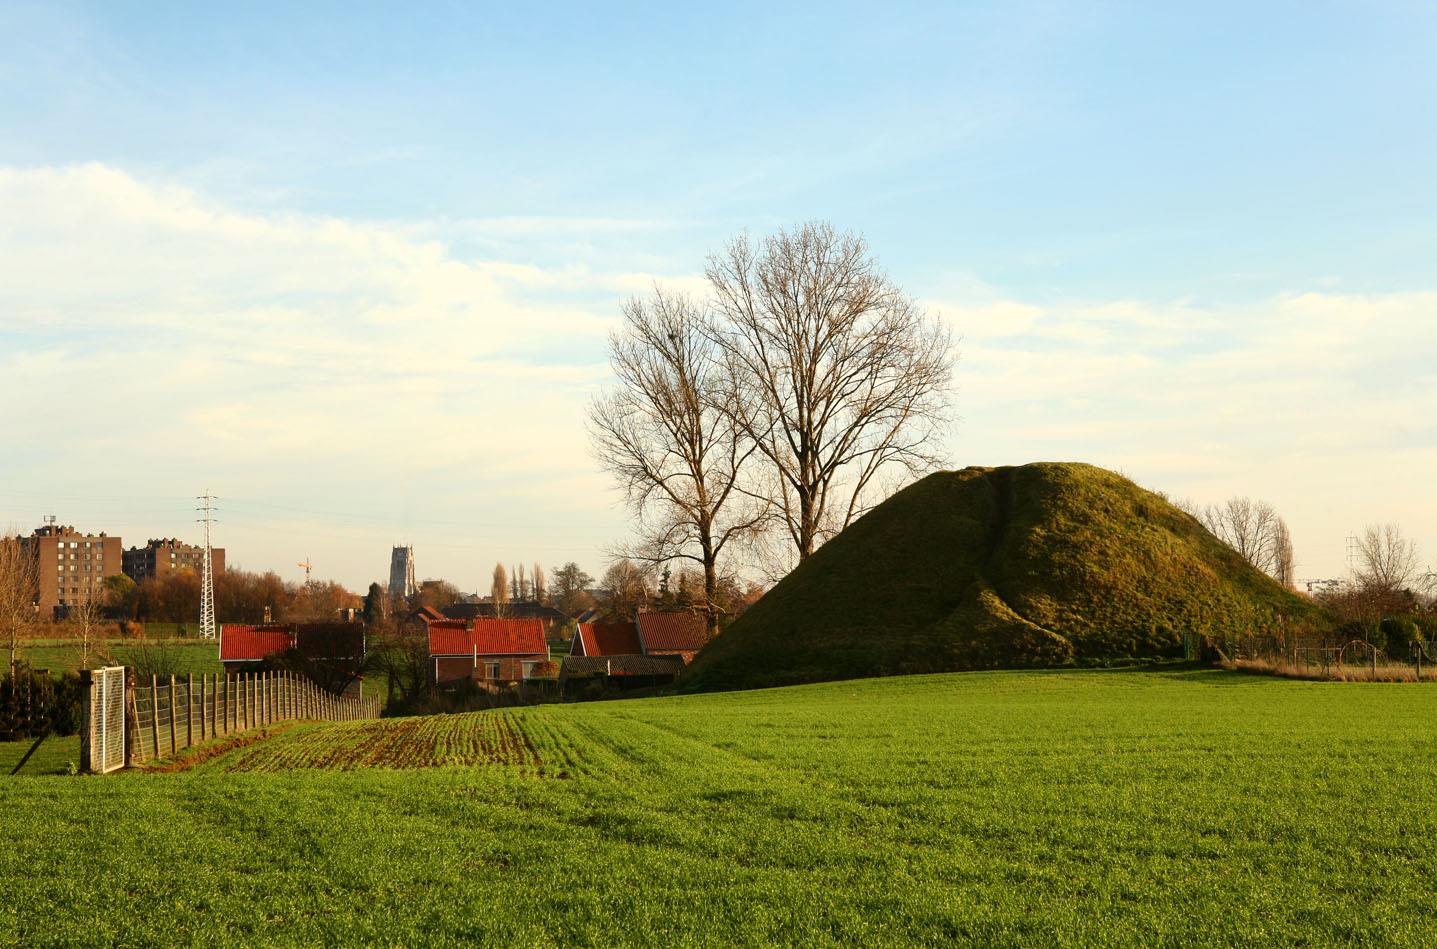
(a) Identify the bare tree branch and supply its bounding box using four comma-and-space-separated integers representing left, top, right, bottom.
588, 288, 769, 631
705, 222, 956, 562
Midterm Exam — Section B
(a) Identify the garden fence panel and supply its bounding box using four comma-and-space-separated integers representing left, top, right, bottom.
79, 666, 127, 774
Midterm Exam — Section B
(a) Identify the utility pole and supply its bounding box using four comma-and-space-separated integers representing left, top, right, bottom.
197, 491, 219, 640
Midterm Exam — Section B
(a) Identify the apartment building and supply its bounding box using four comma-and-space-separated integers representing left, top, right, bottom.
122, 538, 226, 583
22, 525, 123, 618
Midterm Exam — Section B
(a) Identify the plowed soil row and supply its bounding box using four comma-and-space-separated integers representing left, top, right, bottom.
225, 712, 541, 772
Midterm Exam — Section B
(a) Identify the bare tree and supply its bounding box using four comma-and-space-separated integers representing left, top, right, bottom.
600, 559, 653, 620
550, 562, 592, 614
1198, 498, 1280, 573
73, 581, 108, 669
1355, 523, 1421, 594
706, 222, 955, 563
589, 288, 769, 631
491, 563, 509, 619
0, 534, 37, 673
1272, 519, 1295, 590
532, 563, 547, 604
1196, 496, 1296, 587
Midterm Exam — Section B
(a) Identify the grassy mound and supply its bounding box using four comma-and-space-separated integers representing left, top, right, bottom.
684, 462, 1323, 692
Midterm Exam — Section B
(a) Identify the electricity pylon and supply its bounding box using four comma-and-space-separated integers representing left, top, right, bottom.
197, 491, 219, 639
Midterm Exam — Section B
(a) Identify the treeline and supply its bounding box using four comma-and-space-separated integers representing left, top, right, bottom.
103, 568, 360, 625
1315, 524, 1435, 656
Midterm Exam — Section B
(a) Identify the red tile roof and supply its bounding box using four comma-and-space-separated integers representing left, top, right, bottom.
471, 618, 547, 655
425, 619, 470, 656
426, 618, 547, 657
220, 625, 295, 662
637, 612, 709, 652
574, 621, 642, 657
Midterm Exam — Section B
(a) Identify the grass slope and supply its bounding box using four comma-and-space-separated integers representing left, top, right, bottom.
684, 462, 1321, 692
1, 670, 1436, 944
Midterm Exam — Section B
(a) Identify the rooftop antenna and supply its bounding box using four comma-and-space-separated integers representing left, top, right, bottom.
196, 492, 219, 639
43, 514, 56, 529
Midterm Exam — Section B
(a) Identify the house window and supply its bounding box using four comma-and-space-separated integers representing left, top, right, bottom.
484, 662, 500, 679
522, 661, 539, 679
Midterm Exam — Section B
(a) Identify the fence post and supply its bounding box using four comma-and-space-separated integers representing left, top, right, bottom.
186, 673, 194, 749
150, 675, 160, 760
168, 674, 178, 755
124, 672, 138, 768
79, 669, 95, 774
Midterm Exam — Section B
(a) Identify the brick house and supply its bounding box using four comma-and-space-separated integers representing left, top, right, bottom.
569, 620, 643, 658
635, 612, 710, 662
427, 617, 550, 687
568, 611, 712, 666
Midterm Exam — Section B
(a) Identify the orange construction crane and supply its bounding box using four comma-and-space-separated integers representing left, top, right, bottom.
297, 557, 313, 585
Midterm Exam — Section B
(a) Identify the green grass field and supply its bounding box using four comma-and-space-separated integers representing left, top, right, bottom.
0, 735, 80, 776
2, 669, 1436, 944
13, 638, 224, 677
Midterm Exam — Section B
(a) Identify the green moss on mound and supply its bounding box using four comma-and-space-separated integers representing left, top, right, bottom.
683, 462, 1323, 692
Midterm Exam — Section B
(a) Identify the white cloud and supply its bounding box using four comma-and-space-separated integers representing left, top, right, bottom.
935, 289, 1437, 579
0, 163, 650, 588
2, 162, 1432, 588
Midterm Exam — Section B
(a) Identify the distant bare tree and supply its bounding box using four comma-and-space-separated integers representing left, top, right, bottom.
1196, 497, 1295, 586
0, 535, 37, 672
589, 288, 769, 632
531, 563, 547, 604
550, 562, 592, 615
600, 559, 653, 621
1355, 523, 1422, 595
73, 581, 108, 669
1199, 498, 1280, 573
706, 222, 955, 563
1272, 519, 1295, 590
491, 563, 509, 619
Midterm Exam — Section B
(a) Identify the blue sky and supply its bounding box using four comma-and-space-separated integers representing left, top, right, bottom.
2, 2, 1434, 589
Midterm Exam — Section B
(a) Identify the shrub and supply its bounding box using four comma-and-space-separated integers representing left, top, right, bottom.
1380, 617, 1423, 657
0, 664, 82, 739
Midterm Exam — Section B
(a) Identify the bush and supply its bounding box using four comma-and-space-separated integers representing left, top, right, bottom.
1380, 617, 1423, 657
126, 641, 185, 681
0, 664, 82, 740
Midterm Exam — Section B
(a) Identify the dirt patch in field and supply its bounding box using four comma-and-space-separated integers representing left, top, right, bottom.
224, 713, 543, 773
141, 724, 299, 773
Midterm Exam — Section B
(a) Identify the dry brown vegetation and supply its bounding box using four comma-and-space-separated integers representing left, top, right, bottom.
1221, 656, 1437, 683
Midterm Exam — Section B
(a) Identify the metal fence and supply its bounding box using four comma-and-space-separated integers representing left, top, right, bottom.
1207, 633, 1434, 681
80, 668, 380, 771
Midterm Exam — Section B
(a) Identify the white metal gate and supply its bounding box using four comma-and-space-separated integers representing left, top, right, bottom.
83, 666, 127, 774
